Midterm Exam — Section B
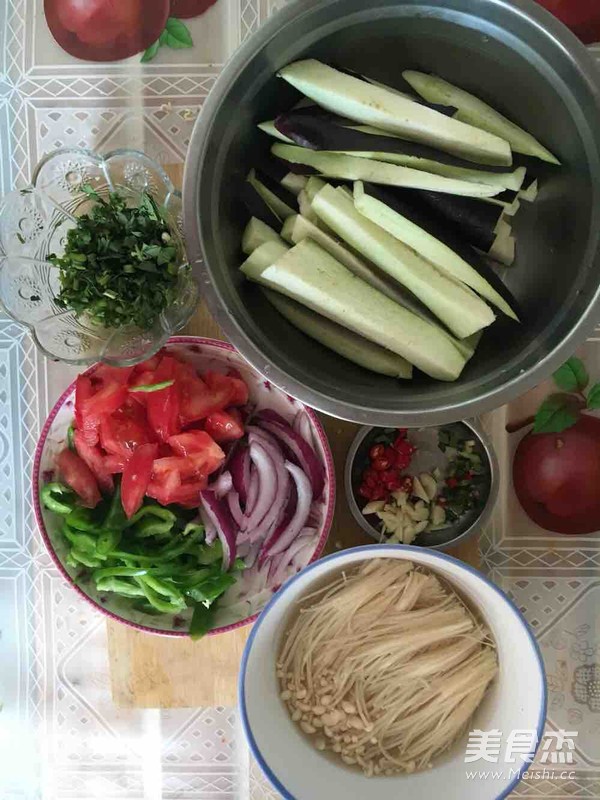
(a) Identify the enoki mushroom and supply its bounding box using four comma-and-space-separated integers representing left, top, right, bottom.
277, 559, 498, 777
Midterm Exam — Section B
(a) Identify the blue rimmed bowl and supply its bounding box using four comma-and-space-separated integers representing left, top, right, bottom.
240, 544, 546, 800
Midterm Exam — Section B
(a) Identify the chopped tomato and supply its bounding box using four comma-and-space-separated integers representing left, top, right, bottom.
146, 357, 181, 442
147, 477, 206, 507
204, 408, 244, 442
100, 402, 154, 458
80, 381, 128, 425
73, 430, 114, 493
180, 374, 232, 424
128, 370, 156, 404
56, 448, 101, 508
152, 449, 220, 481
74, 375, 94, 428
93, 364, 135, 385
168, 430, 222, 457
227, 370, 250, 406
104, 454, 128, 473
132, 354, 162, 374
121, 442, 158, 518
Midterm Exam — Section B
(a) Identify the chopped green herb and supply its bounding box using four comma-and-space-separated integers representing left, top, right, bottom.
48, 187, 186, 330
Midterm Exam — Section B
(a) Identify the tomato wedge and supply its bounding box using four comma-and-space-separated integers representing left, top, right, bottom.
226, 370, 249, 406
121, 443, 158, 518
100, 402, 154, 458
146, 477, 207, 507
146, 357, 181, 441
93, 364, 135, 385
74, 430, 114, 493
132, 354, 162, 374
168, 430, 223, 457
56, 448, 101, 508
204, 409, 245, 442
81, 381, 128, 425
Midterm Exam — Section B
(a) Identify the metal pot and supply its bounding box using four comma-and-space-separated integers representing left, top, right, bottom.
183, 0, 600, 425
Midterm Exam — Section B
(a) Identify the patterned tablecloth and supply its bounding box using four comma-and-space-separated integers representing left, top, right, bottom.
1, 2, 600, 798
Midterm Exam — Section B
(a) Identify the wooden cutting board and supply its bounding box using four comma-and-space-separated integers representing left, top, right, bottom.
107, 166, 480, 709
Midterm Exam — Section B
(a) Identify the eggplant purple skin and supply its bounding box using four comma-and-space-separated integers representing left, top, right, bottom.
411, 188, 503, 252
274, 109, 510, 174
362, 182, 522, 319
239, 181, 281, 228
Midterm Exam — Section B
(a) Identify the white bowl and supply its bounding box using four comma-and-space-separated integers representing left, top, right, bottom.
239, 544, 546, 800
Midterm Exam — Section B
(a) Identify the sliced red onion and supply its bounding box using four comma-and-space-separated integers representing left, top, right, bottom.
256, 409, 289, 427
200, 490, 237, 571
230, 444, 250, 506
258, 420, 324, 500
259, 479, 297, 566
245, 464, 259, 516
199, 505, 217, 545
268, 529, 318, 586
226, 489, 244, 528
211, 470, 233, 499
242, 441, 277, 532
293, 409, 314, 449
267, 462, 313, 557
237, 539, 261, 568
245, 432, 289, 544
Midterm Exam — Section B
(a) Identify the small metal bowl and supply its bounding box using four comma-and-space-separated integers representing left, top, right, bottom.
345, 420, 499, 550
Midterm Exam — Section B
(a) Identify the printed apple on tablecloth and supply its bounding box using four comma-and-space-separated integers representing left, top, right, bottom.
511, 357, 600, 535
43, 0, 218, 62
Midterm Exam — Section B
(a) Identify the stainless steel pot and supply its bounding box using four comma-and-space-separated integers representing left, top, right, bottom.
183, 0, 600, 426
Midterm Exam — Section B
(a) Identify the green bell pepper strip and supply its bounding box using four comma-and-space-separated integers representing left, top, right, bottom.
134, 578, 187, 613
41, 483, 76, 516
95, 577, 147, 597
103, 483, 127, 531
67, 425, 75, 451
66, 506, 99, 532
190, 602, 216, 640
128, 379, 175, 393
133, 515, 176, 538
185, 572, 236, 605
69, 549, 103, 568
141, 574, 185, 605
127, 504, 176, 528
62, 524, 98, 554
96, 528, 122, 556
93, 566, 148, 581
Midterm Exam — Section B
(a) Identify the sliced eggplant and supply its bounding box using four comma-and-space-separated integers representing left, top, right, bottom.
271, 144, 504, 198
240, 180, 282, 229
413, 190, 505, 252
247, 169, 296, 220
487, 225, 516, 267
403, 71, 560, 165
242, 238, 467, 381
519, 178, 539, 203
241, 239, 289, 272
353, 182, 519, 320
281, 172, 308, 195
242, 218, 282, 255
277, 60, 512, 166
258, 120, 293, 143
311, 183, 495, 339
340, 151, 526, 190
282, 213, 415, 306
262, 288, 413, 378
281, 208, 477, 361
275, 109, 512, 177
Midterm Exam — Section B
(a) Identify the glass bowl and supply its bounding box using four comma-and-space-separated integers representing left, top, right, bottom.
0, 147, 198, 365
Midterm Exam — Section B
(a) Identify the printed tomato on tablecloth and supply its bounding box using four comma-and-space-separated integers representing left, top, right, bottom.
511, 356, 600, 534
43, 0, 217, 62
